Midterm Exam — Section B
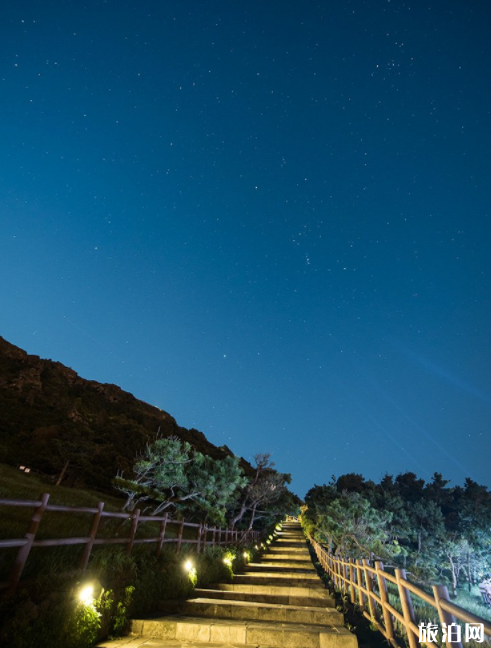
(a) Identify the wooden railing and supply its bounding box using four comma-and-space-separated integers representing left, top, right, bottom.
309, 535, 491, 648
0, 493, 260, 596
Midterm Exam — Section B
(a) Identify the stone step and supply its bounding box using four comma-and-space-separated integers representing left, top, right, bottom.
209, 582, 332, 601
266, 546, 310, 554
259, 560, 314, 568
278, 523, 302, 527
246, 562, 317, 574
261, 554, 312, 567
179, 597, 344, 626
233, 573, 323, 588
130, 616, 357, 648
277, 528, 303, 532
264, 548, 309, 554
262, 556, 312, 563
192, 587, 335, 608
234, 570, 321, 585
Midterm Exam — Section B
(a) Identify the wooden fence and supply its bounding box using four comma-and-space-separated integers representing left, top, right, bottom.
309, 535, 491, 648
0, 493, 260, 596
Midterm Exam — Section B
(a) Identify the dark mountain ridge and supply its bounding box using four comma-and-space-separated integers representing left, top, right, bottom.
0, 336, 249, 493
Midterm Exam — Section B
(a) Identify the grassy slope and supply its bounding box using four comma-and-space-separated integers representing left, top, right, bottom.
0, 464, 199, 581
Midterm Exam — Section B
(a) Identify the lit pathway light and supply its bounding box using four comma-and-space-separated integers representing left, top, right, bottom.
78, 584, 94, 606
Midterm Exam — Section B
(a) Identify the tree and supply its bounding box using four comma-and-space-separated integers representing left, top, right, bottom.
229, 453, 291, 529
304, 470, 491, 595
315, 491, 395, 558
113, 436, 247, 524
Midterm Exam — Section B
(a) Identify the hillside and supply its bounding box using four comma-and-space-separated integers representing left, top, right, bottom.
0, 336, 249, 493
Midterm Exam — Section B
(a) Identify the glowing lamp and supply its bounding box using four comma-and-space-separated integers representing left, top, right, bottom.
184, 560, 194, 572
78, 584, 94, 605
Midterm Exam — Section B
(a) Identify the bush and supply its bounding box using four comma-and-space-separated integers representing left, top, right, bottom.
0, 540, 262, 647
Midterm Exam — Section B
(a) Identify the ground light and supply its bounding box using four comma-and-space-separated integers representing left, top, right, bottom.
78, 584, 94, 606
184, 560, 194, 572
183, 560, 197, 585
243, 551, 250, 562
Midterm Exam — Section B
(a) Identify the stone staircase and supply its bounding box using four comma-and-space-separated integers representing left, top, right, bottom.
98, 521, 357, 648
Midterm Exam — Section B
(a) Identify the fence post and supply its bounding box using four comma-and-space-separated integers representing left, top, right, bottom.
176, 519, 185, 552
395, 568, 420, 648
340, 556, 347, 594
332, 555, 337, 588
433, 585, 464, 648
348, 558, 356, 603
126, 509, 140, 555
363, 558, 376, 621
79, 501, 104, 570
330, 555, 335, 587
156, 513, 168, 558
212, 527, 216, 547
343, 558, 350, 594
357, 559, 367, 609
197, 524, 203, 553
8, 493, 50, 594
335, 555, 341, 590
375, 561, 396, 644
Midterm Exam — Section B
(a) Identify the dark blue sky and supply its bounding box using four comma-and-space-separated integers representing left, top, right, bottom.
1, 1, 490, 496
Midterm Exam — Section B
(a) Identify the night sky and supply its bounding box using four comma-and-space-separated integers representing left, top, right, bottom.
1, 1, 490, 497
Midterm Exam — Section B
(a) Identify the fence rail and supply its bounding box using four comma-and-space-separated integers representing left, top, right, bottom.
309, 535, 491, 648
0, 494, 260, 596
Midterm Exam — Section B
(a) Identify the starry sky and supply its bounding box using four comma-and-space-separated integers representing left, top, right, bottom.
1, 1, 490, 497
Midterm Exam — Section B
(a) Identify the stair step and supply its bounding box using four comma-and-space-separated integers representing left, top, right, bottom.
246, 562, 315, 573
209, 582, 332, 600
266, 544, 310, 554
232, 579, 323, 589
261, 551, 312, 563
131, 616, 357, 648
180, 597, 344, 625
265, 551, 311, 558
262, 552, 311, 558
259, 560, 314, 568
192, 587, 335, 608
234, 569, 320, 585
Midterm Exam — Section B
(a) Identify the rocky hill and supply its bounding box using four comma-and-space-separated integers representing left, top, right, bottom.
0, 336, 248, 493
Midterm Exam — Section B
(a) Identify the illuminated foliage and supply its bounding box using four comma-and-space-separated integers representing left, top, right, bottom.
304, 471, 491, 595
113, 436, 247, 523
